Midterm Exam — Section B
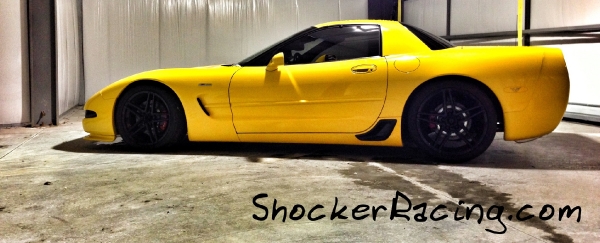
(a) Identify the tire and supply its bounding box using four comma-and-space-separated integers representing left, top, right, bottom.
405, 80, 497, 162
115, 85, 187, 149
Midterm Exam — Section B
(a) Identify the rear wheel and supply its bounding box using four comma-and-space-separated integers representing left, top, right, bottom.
405, 80, 497, 162
115, 85, 186, 149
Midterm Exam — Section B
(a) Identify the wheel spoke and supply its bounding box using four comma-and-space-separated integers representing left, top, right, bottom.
418, 112, 439, 124
419, 112, 441, 117
456, 132, 474, 148
418, 117, 434, 124
465, 105, 482, 113
447, 89, 455, 107
433, 133, 449, 151
143, 93, 153, 112
469, 109, 485, 119
441, 90, 449, 115
432, 130, 443, 144
142, 94, 167, 143
442, 89, 456, 115
125, 102, 144, 117
128, 121, 146, 136
460, 109, 485, 122
148, 125, 159, 143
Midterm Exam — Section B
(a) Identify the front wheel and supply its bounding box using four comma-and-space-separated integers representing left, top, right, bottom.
405, 80, 497, 162
114, 85, 187, 149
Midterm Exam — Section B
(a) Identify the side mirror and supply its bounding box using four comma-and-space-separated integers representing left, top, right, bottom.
266, 52, 284, 71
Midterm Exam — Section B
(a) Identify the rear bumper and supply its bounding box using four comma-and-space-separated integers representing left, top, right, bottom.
503, 48, 570, 141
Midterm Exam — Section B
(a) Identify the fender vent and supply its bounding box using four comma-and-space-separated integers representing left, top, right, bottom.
197, 98, 210, 116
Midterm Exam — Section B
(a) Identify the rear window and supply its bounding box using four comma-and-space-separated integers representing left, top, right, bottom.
402, 23, 454, 50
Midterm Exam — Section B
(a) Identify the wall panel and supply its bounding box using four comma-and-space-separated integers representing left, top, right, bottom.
56, 0, 83, 116
451, 0, 517, 35
403, 0, 446, 36
0, 0, 29, 125
531, 0, 600, 29
340, 0, 368, 20
108, 0, 160, 82
83, 0, 367, 101
297, 0, 340, 28
530, 0, 600, 118
159, 0, 208, 68
82, 0, 110, 106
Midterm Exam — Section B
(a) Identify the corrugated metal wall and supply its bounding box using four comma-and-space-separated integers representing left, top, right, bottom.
530, 0, 600, 28
450, 0, 517, 35
403, 0, 446, 36
82, 0, 368, 101
56, 0, 84, 116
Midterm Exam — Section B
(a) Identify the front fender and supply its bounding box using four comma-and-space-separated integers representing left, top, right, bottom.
82, 65, 243, 142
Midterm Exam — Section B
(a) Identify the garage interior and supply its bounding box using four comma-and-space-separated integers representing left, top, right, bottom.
1, 0, 599, 242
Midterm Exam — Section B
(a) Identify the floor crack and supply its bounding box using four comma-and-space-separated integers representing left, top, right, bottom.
0, 130, 42, 160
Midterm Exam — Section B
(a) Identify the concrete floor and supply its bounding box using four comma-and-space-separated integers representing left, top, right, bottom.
1, 107, 599, 243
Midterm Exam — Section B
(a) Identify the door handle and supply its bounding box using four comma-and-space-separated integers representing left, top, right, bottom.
351, 64, 377, 74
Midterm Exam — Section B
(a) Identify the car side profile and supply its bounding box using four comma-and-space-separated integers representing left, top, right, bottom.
82, 20, 570, 162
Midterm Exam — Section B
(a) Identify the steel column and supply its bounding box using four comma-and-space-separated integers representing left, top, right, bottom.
27, 0, 57, 126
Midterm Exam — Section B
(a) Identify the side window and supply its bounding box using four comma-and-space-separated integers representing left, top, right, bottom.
278, 25, 381, 65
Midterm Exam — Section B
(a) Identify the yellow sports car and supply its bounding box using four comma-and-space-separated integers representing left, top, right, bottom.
83, 20, 569, 162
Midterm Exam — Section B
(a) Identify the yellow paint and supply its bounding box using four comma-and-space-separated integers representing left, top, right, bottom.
238, 117, 403, 147
393, 56, 420, 73
83, 65, 243, 143
229, 57, 388, 133
83, 20, 569, 146
503, 48, 570, 140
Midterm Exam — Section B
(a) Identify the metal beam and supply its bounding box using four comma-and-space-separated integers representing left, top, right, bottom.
442, 24, 600, 41
524, 0, 531, 46
442, 31, 519, 41
446, 0, 451, 36
368, 0, 398, 21
27, 0, 57, 126
525, 24, 600, 35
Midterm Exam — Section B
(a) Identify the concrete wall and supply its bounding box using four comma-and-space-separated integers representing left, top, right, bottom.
0, 0, 29, 125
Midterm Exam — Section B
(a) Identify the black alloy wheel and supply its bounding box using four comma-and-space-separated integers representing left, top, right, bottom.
115, 85, 187, 149
406, 80, 497, 162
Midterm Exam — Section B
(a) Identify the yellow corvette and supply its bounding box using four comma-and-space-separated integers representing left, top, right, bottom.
83, 20, 569, 162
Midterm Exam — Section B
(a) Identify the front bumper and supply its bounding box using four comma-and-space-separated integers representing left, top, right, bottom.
82, 91, 117, 142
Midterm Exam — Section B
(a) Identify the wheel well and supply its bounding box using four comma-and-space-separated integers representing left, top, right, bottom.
113, 80, 187, 135
400, 75, 504, 146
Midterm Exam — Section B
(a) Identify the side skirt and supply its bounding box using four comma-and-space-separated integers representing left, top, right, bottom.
355, 119, 397, 141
